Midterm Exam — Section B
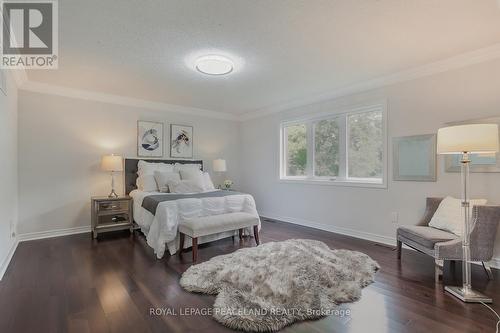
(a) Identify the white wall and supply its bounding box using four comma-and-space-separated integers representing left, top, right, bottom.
14, 57, 500, 266
0, 71, 18, 278
17, 91, 240, 235
239, 58, 500, 264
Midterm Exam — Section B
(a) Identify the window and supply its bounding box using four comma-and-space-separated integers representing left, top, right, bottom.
280, 105, 386, 187
284, 124, 307, 176
314, 119, 339, 177
347, 111, 383, 179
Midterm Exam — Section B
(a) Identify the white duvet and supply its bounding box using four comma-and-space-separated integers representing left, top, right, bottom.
130, 189, 260, 259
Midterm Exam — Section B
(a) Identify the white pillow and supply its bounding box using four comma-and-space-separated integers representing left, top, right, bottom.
167, 180, 204, 194
178, 169, 205, 190
136, 175, 158, 192
202, 172, 215, 191
174, 163, 202, 172
137, 160, 174, 177
179, 168, 202, 179
154, 171, 181, 193
429, 196, 487, 236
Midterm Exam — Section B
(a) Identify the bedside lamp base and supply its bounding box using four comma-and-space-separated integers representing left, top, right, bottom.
108, 189, 118, 198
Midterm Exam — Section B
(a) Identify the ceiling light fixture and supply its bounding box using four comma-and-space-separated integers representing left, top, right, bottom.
195, 55, 234, 76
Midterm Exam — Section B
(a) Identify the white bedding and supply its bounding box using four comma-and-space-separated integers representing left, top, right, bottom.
130, 189, 261, 258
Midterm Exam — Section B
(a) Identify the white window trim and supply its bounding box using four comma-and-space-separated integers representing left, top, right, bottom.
279, 102, 388, 189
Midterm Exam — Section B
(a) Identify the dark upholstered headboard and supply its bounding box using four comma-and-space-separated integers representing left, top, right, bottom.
124, 158, 203, 195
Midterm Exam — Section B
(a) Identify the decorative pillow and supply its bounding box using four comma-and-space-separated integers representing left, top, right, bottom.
179, 168, 205, 188
154, 171, 181, 193
174, 163, 202, 172
429, 196, 487, 236
136, 175, 159, 192
137, 160, 174, 177
202, 172, 215, 191
179, 168, 202, 179
167, 180, 205, 194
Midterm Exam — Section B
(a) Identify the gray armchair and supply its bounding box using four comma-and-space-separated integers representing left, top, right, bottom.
397, 197, 500, 282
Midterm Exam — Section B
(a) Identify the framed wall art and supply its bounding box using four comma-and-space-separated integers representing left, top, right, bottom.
137, 121, 163, 157
170, 124, 193, 158
393, 134, 437, 181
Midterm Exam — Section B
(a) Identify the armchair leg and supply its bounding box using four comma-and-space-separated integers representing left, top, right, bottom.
435, 259, 444, 284
253, 225, 260, 246
482, 262, 494, 280
397, 240, 402, 260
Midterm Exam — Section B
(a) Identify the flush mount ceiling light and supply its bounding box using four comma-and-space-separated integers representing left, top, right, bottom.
195, 55, 234, 75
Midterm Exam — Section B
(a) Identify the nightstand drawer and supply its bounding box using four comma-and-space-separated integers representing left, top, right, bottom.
98, 200, 129, 213
98, 213, 130, 226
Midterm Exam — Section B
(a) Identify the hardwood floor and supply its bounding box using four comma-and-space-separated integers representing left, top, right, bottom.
1, 219, 499, 333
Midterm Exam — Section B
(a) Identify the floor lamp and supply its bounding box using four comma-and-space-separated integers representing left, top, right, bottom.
437, 123, 499, 303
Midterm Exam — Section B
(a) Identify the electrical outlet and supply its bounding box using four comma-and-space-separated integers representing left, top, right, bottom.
391, 212, 399, 224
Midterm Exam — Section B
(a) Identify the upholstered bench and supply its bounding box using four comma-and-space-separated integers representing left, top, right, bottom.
178, 212, 260, 262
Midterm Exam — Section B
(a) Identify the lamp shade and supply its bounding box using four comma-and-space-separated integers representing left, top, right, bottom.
101, 154, 123, 172
437, 124, 499, 155
213, 159, 227, 172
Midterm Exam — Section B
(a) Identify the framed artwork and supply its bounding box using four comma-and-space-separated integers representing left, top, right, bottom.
444, 117, 500, 173
170, 124, 193, 158
0, 69, 6, 96
393, 134, 437, 181
137, 121, 163, 157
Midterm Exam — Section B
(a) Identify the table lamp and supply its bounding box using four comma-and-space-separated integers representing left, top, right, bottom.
213, 159, 227, 173
437, 123, 499, 303
213, 159, 227, 189
101, 154, 123, 198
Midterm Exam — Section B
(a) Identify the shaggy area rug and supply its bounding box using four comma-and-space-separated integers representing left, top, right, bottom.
180, 239, 379, 332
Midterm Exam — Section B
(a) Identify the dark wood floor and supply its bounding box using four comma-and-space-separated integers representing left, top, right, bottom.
1, 219, 499, 333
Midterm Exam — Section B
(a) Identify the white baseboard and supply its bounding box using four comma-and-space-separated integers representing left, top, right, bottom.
0, 238, 19, 281
17, 225, 91, 242
1, 225, 91, 281
260, 212, 500, 269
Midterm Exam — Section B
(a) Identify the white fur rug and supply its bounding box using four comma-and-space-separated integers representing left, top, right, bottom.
180, 239, 379, 332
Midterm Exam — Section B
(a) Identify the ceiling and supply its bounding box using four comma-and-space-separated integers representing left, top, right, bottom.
26, 0, 500, 116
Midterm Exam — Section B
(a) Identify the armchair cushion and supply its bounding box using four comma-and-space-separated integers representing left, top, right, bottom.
397, 226, 457, 249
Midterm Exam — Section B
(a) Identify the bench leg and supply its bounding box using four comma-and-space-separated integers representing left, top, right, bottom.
192, 237, 198, 262
239, 229, 243, 241
253, 225, 260, 246
397, 240, 402, 260
179, 233, 185, 255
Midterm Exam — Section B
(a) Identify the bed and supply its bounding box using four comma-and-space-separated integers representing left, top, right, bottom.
125, 158, 261, 259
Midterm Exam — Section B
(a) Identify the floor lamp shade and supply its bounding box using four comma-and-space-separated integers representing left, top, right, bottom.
437, 124, 499, 154
213, 159, 227, 172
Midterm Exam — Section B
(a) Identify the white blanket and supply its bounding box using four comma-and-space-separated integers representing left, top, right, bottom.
130, 190, 260, 258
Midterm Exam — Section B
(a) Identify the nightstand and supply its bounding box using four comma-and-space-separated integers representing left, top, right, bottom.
91, 196, 133, 238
